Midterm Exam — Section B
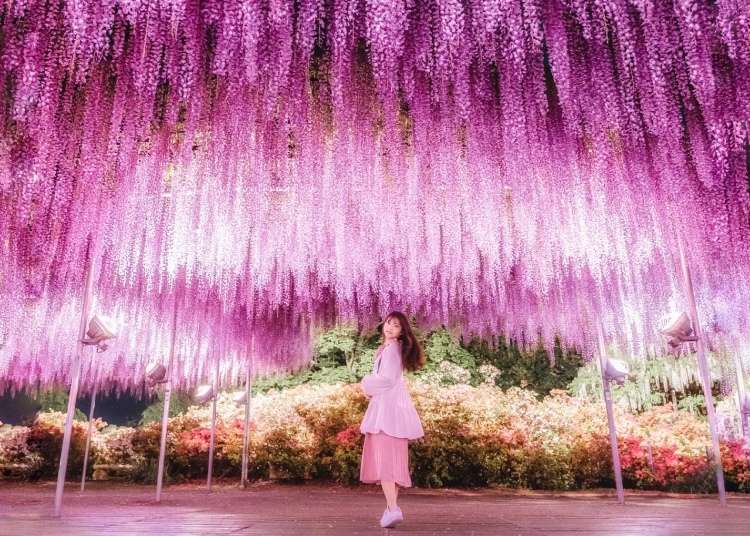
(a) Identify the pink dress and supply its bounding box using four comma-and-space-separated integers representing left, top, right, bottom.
359, 340, 424, 487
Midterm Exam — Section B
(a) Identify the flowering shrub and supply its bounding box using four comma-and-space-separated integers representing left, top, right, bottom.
0, 425, 42, 477
92, 426, 142, 466
416, 360, 472, 386
721, 440, 750, 492
617, 436, 715, 492
2, 384, 749, 492
478, 364, 501, 386
24, 411, 88, 479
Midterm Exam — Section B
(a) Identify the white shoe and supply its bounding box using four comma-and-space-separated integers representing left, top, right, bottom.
379, 507, 404, 528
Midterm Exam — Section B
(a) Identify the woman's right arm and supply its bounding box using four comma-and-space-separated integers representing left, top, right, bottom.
361, 343, 401, 397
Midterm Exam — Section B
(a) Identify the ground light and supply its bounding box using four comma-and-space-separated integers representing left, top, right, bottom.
80, 315, 119, 353
145, 362, 168, 386
658, 311, 699, 350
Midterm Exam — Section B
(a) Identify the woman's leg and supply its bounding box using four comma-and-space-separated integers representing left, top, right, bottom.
380, 481, 398, 510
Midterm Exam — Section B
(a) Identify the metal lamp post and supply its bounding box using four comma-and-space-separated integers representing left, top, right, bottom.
207, 362, 220, 492
239, 340, 255, 488
156, 300, 179, 503
239, 365, 253, 489
676, 233, 727, 506
596, 324, 626, 504
80, 369, 100, 492
190, 380, 219, 490
733, 351, 750, 446
53, 252, 94, 517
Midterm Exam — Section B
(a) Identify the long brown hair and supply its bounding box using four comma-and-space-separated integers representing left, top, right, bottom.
380, 311, 425, 372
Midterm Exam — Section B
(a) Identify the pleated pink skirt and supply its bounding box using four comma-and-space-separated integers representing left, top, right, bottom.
359, 432, 412, 487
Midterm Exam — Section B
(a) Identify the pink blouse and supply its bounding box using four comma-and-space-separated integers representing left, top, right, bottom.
359, 340, 424, 440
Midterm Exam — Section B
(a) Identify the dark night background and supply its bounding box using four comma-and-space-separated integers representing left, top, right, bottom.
0, 388, 154, 426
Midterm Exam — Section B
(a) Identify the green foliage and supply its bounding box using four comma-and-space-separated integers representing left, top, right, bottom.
139, 392, 192, 425
252, 371, 315, 392
465, 335, 583, 396
253, 367, 358, 393
254, 324, 377, 393
569, 352, 724, 413
313, 325, 360, 369
33, 390, 87, 421
677, 394, 706, 415
34, 390, 68, 412
252, 326, 584, 395
351, 348, 376, 379
418, 329, 479, 384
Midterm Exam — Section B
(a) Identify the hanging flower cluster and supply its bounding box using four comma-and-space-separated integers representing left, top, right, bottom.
1, 0, 749, 389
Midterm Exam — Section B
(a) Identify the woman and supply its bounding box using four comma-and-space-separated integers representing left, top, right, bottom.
359, 311, 425, 529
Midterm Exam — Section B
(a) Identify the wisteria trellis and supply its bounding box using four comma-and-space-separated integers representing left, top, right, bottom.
0, 0, 749, 391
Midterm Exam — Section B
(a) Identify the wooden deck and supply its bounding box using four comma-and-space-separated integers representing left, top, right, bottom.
0, 482, 748, 535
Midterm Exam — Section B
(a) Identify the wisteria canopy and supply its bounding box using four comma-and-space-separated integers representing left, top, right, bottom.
0, 0, 749, 391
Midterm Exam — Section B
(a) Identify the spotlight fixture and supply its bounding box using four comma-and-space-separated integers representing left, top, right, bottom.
658, 312, 699, 349
80, 314, 118, 352
603, 358, 629, 385
145, 362, 168, 385
232, 390, 248, 406
193, 384, 216, 405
